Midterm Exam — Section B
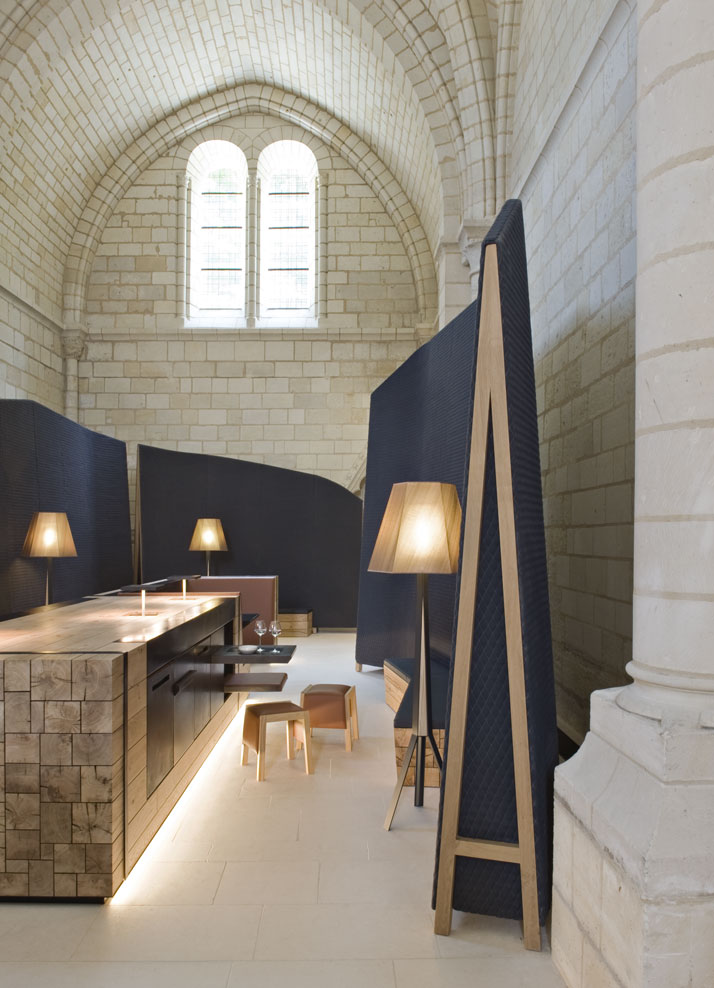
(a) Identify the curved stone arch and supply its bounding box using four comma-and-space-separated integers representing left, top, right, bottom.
493, 0, 523, 204
317, 0, 469, 224
63, 87, 438, 327
2, 0, 467, 240
380, 0, 496, 216
171, 120, 334, 174
433, 0, 499, 217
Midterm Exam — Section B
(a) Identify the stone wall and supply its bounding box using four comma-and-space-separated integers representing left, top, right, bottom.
0, 290, 64, 412
78, 114, 427, 491
514, 0, 636, 740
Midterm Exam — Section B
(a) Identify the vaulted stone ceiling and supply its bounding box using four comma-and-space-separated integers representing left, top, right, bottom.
0, 0, 507, 323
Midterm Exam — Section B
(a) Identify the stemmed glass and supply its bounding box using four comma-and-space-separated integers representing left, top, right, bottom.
254, 619, 267, 652
268, 619, 282, 652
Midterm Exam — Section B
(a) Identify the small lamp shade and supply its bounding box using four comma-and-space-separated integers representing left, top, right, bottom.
368, 482, 462, 574
189, 518, 227, 552
22, 512, 77, 558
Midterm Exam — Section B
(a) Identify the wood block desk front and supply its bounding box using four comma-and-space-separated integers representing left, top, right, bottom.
0, 595, 245, 899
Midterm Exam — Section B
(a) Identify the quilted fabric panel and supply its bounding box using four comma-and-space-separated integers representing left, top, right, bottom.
0, 400, 133, 616
433, 200, 558, 925
138, 444, 362, 628
355, 304, 477, 668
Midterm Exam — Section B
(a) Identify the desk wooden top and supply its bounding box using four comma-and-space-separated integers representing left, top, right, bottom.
0, 594, 232, 656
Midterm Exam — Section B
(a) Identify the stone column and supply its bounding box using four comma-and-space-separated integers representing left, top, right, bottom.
552, 3, 714, 986
435, 238, 472, 329
459, 220, 495, 300
247, 170, 258, 326
316, 175, 327, 321
61, 329, 86, 422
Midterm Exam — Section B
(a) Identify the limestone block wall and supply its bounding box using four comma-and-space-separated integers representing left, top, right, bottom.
78, 115, 426, 491
0, 291, 64, 412
515, 0, 636, 740
510, 0, 624, 193
78, 335, 418, 488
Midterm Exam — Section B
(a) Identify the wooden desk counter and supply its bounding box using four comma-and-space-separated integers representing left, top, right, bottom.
0, 595, 243, 899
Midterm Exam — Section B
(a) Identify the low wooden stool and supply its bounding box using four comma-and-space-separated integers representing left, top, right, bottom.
299, 684, 359, 751
241, 701, 313, 781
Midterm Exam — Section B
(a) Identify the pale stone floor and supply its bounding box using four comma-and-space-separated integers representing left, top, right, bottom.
0, 633, 564, 987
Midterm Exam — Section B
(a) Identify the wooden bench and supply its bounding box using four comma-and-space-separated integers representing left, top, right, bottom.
384, 657, 450, 787
279, 607, 313, 636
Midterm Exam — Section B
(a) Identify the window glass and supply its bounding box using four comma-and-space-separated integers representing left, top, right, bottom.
259, 141, 318, 313
189, 142, 247, 312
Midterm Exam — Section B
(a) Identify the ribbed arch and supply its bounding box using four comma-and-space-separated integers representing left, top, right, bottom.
0, 0, 454, 312
63, 89, 437, 327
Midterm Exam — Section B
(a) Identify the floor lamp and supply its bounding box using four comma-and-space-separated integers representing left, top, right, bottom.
368, 481, 462, 830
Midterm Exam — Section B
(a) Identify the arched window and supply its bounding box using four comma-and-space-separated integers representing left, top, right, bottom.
258, 141, 318, 315
188, 140, 247, 313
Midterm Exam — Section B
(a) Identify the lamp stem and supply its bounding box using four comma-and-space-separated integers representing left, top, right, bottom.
206, 550, 211, 576
384, 572, 442, 829
45, 557, 53, 606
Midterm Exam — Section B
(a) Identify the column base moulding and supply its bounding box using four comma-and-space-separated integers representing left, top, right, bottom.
553, 686, 714, 988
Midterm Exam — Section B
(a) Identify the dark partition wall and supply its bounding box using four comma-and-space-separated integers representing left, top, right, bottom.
433, 201, 557, 924
0, 400, 133, 617
356, 200, 557, 924
355, 302, 479, 669
137, 445, 362, 628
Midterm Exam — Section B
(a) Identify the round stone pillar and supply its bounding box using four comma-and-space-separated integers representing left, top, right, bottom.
621, 0, 714, 724
552, 4, 714, 986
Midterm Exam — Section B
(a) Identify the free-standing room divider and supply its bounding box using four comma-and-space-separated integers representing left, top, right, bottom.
432, 202, 558, 948
0, 399, 133, 617
136, 444, 362, 629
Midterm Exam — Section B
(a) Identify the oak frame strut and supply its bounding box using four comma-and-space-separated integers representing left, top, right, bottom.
433, 243, 541, 951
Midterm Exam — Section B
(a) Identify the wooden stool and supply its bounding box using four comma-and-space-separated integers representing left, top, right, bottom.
241, 701, 313, 781
299, 684, 359, 751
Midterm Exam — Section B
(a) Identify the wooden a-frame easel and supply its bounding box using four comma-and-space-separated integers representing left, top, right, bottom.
433, 242, 541, 951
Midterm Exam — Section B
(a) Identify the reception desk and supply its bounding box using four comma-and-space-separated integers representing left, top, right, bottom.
0, 594, 242, 899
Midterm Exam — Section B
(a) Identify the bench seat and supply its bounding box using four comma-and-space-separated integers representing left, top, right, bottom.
384, 657, 450, 787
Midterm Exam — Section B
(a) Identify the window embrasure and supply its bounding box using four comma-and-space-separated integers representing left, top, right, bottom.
187, 140, 247, 315
184, 138, 321, 326
258, 140, 318, 318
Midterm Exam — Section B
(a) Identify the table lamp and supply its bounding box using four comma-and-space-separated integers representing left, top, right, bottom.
22, 511, 77, 606
189, 517, 227, 575
368, 481, 462, 829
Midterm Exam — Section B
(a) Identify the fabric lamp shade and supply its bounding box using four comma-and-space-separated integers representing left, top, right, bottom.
189, 518, 227, 552
368, 482, 462, 575
22, 512, 77, 558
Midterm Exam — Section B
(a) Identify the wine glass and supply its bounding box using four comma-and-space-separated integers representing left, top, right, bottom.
254, 619, 267, 652
268, 619, 282, 652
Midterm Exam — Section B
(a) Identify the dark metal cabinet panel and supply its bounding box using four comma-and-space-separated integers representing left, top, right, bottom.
147, 663, 174, 795
192, 640, 212, 736
210, 629, 227, 717
172, 651, 196, 763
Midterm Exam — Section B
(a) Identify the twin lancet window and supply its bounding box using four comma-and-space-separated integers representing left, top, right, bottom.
186, 139, 318, 319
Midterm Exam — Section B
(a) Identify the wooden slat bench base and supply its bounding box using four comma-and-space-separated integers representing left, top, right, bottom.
278, 609, 313, 636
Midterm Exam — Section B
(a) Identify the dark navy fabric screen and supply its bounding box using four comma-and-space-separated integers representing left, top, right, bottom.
137, 445, 362, 628
0, 400, 133, 617
355, 199, 556, 923
433, 201, 558, 924
354, 302, 479, 669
